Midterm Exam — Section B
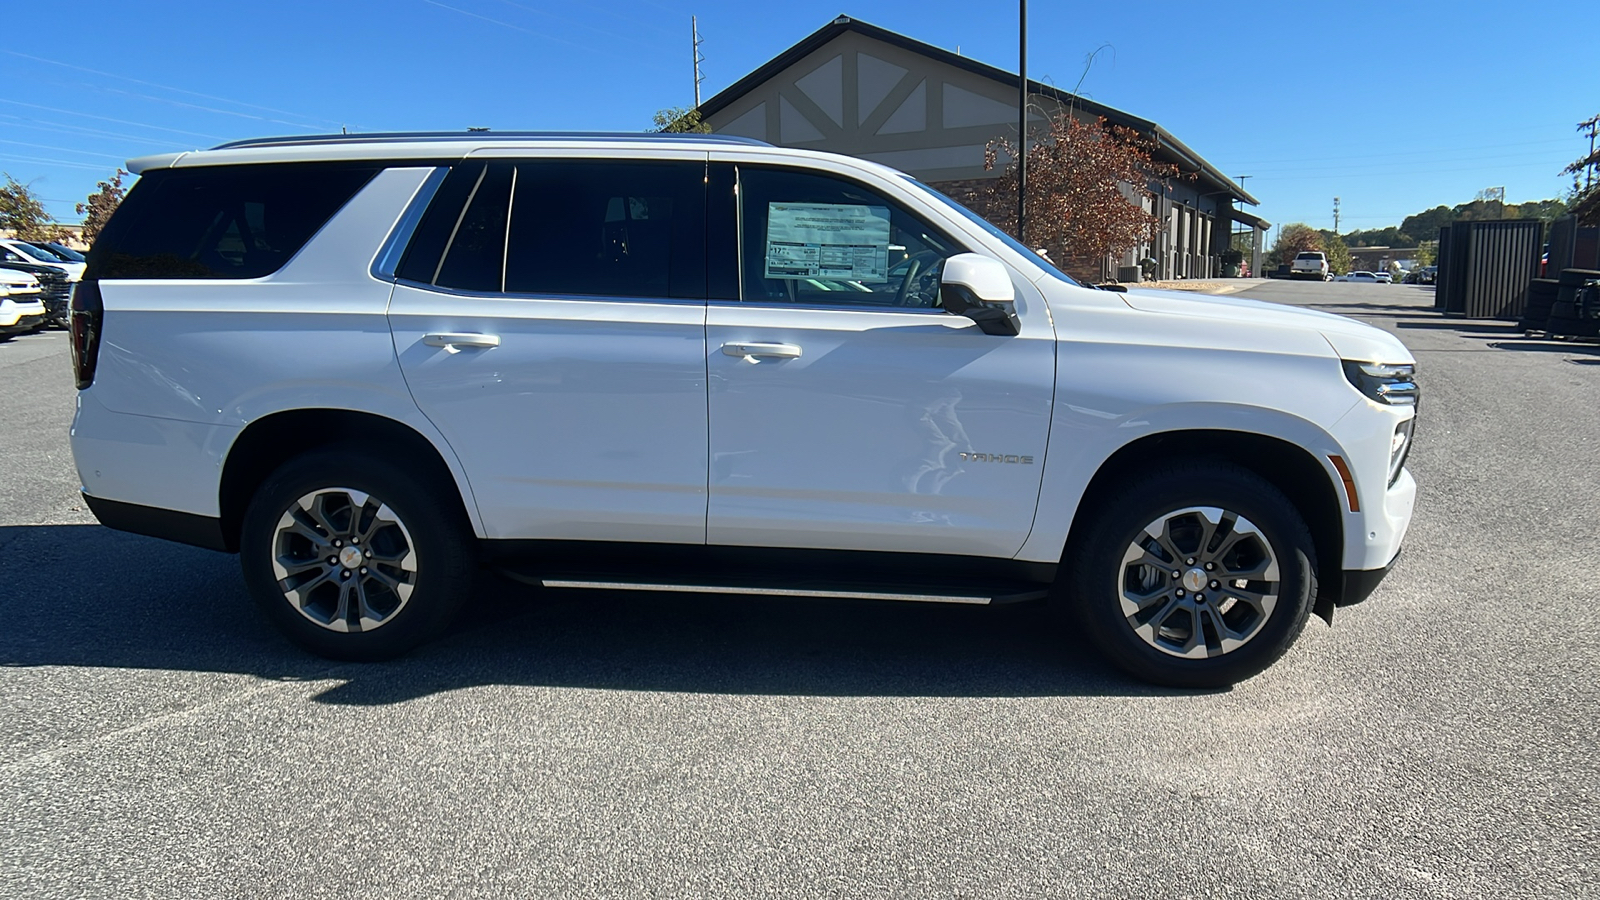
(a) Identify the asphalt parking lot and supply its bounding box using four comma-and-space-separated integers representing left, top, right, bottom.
1, 282, 1595, 899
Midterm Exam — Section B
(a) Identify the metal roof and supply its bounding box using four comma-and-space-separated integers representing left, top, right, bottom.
698, 16, 1258, 206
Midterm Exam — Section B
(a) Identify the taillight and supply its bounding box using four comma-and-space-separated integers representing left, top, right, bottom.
70, 279, 103, 390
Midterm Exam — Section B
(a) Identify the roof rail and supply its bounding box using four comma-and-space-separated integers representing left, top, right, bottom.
209, 131, 771, 151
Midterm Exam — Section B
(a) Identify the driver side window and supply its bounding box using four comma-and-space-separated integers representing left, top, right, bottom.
737, 166, 962, 308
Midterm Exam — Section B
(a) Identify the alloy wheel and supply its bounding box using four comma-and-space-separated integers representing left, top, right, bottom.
270, 487, 418, 632
1116, 506, 1281, 659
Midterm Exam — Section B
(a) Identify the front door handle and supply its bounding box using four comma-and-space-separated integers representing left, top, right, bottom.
721, 342, 802, 362
423, 332, 501, 352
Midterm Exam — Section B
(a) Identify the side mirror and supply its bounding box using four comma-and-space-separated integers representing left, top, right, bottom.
939, 253, 1020, 336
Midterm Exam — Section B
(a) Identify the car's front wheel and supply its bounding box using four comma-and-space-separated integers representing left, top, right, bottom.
1064, 463, 1317, 688
239, 448, 474, 660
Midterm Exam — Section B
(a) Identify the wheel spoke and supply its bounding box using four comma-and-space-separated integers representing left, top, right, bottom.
285, 567, 336, 604
274, 556, 325, 579
1219, 584, 1278, 618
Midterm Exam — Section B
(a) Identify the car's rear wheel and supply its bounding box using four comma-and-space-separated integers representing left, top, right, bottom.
1064, 463, 1317, 688
240, 448, 474, 660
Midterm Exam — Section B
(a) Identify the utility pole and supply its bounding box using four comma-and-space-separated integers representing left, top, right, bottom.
691, 16, 705, 108
1017, 0, 1027, 246
1583, 115, 1599, 191
1333, 197, 1341, 235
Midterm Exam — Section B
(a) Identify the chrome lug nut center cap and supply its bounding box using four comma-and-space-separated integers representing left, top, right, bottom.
1182, 567, 1208, 593
338, 546, 365, 570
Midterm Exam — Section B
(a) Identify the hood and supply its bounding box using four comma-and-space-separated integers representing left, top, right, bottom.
1118, 288, 1414, 364
0, 267, 40, 287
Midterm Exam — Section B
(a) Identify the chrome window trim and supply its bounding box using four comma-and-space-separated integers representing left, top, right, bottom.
392, 277, 708, 307
707, 298, 953, 317
370, 166, 449, 281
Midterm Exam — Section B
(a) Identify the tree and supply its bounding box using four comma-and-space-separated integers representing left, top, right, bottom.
1267, 223, 1322, 270
1414, 241, 1437, 267
650, 107, 711, 133
1322, 232, 1352, 276
76, 169, 127, 247
1564, 113, 1600, 226
981, 113, 1177, 281
0, 173, 60, 241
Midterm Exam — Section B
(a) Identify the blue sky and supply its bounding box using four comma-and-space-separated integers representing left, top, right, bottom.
4, 0, 1596, 239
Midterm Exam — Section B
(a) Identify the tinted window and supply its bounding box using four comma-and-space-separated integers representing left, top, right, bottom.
434, 163, 514, 292
505, 160, 705, 300
737, 167, 962, 308
90, 163, 378, 279
395, 162, 487, 285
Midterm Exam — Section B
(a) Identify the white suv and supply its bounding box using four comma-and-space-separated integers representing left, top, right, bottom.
68, 133, 1417, 687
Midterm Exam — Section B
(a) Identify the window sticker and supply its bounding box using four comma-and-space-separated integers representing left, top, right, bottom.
764, 202, 891, 283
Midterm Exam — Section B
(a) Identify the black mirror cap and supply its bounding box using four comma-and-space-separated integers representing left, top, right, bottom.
940, 283, 1020, 336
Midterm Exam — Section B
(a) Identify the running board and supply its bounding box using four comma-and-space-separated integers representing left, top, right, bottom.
509, 573, 1047, 606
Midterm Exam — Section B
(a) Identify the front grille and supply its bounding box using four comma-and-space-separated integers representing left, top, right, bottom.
37, 275, 70, 301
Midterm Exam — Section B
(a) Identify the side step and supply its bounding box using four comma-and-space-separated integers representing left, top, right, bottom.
501, 570, 1047, 606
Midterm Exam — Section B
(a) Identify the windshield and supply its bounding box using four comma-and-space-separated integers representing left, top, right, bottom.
43, 243, 85, 262
1295, 252, 1323, 260
11, 242, 65, 262
906, 178, 1081, 286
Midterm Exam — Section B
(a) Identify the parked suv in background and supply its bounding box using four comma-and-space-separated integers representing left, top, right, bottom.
69, 133, 1418, 687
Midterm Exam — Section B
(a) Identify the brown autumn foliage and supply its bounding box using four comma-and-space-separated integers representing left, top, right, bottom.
76, 169, 128, 247
1267, 223, 1323, 270
978, 113, 1177, 281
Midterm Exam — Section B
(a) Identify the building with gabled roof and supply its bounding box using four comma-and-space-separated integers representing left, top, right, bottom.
699, 15, 1267, 280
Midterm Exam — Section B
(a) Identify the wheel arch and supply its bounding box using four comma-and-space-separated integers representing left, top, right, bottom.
1061, 429, 1346, 623
218, 408, 480, 553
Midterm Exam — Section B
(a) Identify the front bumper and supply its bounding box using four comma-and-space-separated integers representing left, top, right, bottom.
1336, 549, 1400, 607
0, 311, 45, 334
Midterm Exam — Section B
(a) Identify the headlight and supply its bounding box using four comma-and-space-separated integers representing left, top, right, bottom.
1343, 361, 1418, 406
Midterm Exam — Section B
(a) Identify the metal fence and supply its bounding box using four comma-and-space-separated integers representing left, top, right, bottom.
1435, 220, 1543, 319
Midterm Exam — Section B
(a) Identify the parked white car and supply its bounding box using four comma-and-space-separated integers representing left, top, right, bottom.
69, 133, 1418, 687
0, 283, 47, 337
1338, 272, 1380, 283
0, 238, 84, 282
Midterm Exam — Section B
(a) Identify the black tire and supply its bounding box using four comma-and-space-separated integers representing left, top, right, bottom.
1063, 463, 1317, 688
239, 447, 475, 661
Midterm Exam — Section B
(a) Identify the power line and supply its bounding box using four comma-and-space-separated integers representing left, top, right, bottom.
0, 139, 124, 161
1226, 136, 1575, 167
3, 50, 347, 128
0, 114, 188, 148
0, 99, 223, 141
0, 154, 121, 172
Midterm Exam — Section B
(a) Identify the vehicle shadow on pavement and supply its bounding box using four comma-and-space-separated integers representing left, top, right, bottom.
0, 524, 1179, 703
1394, 320, 1522, 333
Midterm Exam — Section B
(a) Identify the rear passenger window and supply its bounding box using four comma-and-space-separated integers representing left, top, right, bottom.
397, 159, 706, 300
505, 161, 705, 300
90, 163, 378, 279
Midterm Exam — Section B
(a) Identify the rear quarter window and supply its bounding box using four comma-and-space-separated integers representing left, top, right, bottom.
88, 162, 379, 279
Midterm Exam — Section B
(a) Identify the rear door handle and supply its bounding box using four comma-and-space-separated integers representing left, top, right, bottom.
721, 342, 802, 361
422, 332, 501, 351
